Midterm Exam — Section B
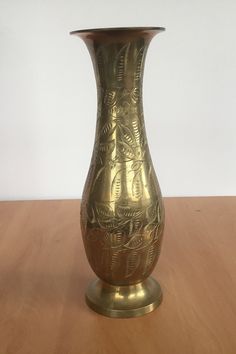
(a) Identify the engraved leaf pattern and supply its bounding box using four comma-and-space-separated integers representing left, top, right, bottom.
101, 121, 116, 137
81, 40, 165, 282
146, 202, 159, 224
117, 141, 136, 160
125, 251, 140, 278
143, 244, 156, 275
130, 87, 140, 103
98, 219, 121, 231
144, 203, 162, 240
96, 47, 107, 86
115, 44, 130, 82
131, 161, 143, 171
133, 219, 143, 232
132, 171, 143, 199
103, 231, 123, 248
95, 202, 114, 219
110, 251, 120, 273
99, 140, 115, 154
91, 166, 106, 192
116, 205, 143, 219
128, 219, 134, 236
118, 124, 136, 147
104, 90, 117, 106
132, 120, 141, 144
111, 170, 122, 201
124, 233, 143, 250
135, 47, 145, 81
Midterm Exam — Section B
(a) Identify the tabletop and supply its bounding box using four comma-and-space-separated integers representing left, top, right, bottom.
0, 197, 235, 354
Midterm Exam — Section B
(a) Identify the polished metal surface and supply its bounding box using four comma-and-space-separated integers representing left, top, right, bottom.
71, 27, 165, 317
86, 277, 162, 318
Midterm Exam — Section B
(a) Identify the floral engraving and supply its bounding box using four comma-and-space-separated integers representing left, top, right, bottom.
80, 38, 165, 284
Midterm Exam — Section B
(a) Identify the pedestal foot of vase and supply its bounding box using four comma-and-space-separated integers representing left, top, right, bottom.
85, 277, 162, 318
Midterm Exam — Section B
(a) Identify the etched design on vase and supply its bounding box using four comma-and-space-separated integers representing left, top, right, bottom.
77, 33, 165, 286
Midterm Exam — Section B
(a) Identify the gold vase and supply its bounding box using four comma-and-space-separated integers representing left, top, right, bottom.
71, 27, 165, 318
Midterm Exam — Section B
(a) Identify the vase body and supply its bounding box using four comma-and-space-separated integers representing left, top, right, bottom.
71, 27, 165, 317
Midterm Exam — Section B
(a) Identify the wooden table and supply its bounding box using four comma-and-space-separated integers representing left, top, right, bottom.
0, 197, 235, 354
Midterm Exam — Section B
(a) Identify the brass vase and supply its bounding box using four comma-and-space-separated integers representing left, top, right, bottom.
71, 27, 165, 318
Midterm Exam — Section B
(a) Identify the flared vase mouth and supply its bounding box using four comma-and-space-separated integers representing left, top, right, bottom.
70, 26, 165, 36
70, 27, 165, 42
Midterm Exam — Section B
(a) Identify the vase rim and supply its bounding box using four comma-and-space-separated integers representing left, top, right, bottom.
70, 26, 165, 36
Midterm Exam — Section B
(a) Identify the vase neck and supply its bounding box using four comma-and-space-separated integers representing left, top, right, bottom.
71, 29, 164, 127
71, 27, 165, 92
85, 37, 151, 92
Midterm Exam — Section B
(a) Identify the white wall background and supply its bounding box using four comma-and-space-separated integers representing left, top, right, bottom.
0, 0, 235, 200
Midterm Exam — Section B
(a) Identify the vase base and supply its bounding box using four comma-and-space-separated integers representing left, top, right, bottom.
85, 277, 162, 318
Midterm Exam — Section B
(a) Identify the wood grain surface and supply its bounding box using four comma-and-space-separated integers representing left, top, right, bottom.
0, 197, 235, 354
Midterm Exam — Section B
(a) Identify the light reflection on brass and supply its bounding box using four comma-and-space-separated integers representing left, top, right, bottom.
115, 292, 124, 300
71, 27, 165, 318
